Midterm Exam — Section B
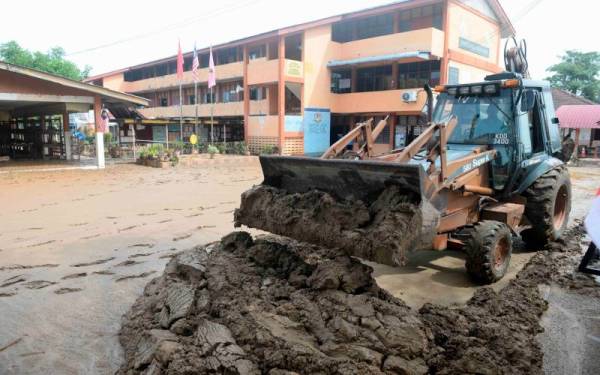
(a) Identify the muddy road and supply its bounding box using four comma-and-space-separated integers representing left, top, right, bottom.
0, 162, 598, 373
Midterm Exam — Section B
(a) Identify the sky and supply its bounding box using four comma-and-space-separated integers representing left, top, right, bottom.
1, 0, 598, 79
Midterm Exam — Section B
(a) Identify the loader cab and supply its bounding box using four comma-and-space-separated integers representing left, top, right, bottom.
432, 76, 563, 194
432, 81, 517, 191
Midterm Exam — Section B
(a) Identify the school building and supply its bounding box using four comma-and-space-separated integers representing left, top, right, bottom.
84, 0, 514, 155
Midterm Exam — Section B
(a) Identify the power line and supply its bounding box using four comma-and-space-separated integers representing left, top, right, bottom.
66, 0, 262, 57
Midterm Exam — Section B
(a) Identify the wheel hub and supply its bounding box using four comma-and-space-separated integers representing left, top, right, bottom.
493, 237, 509, 269
553, 185, 568, 230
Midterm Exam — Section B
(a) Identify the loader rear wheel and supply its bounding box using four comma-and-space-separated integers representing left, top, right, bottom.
522, 166, 571, 248
464, 221, 513, 284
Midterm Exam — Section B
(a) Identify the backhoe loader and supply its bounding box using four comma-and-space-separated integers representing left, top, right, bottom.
235, 39, 572, 283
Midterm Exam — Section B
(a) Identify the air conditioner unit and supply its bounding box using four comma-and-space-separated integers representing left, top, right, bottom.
402, 91, 418, 102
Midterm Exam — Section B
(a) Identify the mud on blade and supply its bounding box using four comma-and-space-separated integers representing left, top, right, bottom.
235, 156, 439, 266
259, 155, 426, 202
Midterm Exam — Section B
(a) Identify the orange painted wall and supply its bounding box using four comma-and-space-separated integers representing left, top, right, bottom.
303, 25, 339, 109
247, 115, 279, 137
247, 58, 279, 85
101, 73, 128, 92
338, 27, 445, 60
0, 70, 92, 97
446, 1, 500, 65
331, 89, 427, 114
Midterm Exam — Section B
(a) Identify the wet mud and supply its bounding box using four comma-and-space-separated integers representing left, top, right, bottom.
119, 228, 597, 374
234, 185, 422, 266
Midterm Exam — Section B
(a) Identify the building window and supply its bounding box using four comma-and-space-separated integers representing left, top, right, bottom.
160, 98, 168, 107
189, 95, 196, 105
248, 44, 266, 60
331, 69, 352, 93
285, 34, 303, 61
356, 65, 393, 92
448, 67, 460, 85
398, 60, 441, 89
284, 82, 302, 115
249, 86, 267, 101
217, 47, 241, 65
332, 13, 394, 43
220, 81, 244, 103
399, 4, 443, 32
200, 53, 209, 68
459, 37, 490, 58
395, 115, 426, 148
357, 14, 394, 40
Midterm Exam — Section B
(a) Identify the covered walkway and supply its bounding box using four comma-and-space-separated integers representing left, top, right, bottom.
0, 61, 148, 169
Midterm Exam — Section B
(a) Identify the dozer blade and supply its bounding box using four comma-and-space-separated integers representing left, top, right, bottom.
259, 155, 427, 202
235, 156, 441, 266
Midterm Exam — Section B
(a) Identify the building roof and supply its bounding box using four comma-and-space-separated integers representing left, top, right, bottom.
552, 88, 597, 108
0, 61, 149, 106
85, 0, 513, 81
556, 105, 600, 129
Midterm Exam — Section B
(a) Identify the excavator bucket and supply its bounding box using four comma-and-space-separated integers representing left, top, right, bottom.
235, 156, 441, 266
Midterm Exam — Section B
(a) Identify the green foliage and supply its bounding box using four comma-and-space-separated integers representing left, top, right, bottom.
0, 40, 91, 81
145, 144, 165, 159
207, 145, 220, 155
546, 50, 600, 102
260, 144, 279, 155
216, 143, 226, 154
225, 141, 249, 155
195, 142, 208, 153
103, 132, 113, 145
172, 140, 185, 151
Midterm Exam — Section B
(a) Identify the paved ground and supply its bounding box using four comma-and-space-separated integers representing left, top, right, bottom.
0, 160, 598, 374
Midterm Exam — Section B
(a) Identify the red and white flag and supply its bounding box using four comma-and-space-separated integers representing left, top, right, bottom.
192, 42, 200, 83
208, 46, 216, 88
176, 40, 184, 80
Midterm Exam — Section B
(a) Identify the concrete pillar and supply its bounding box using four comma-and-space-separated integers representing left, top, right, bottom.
63, 111, 72, 160
65, 131, 72, 160
93, 95, 105, 169
243, 45, 250, 142
278, 36, 285, 154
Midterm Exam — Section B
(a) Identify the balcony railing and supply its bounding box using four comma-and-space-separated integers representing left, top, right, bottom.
331, 89, 427, 114
138, 101, 244, 118
126, 61, 244, 93
335, 27, 445, 60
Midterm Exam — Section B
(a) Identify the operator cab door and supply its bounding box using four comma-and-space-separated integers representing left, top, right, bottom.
516, 88, 553, 160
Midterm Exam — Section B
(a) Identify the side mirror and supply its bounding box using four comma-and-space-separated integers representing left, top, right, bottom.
551, 117, 559, 124
520, 89, 536, 112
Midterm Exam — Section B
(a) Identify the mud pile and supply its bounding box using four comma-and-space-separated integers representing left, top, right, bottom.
117, 231, 567, 375
234, 185, 422, 266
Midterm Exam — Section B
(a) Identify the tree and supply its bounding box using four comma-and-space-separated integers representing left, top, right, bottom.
0, 41, 91, 81
546, 50, 600, 102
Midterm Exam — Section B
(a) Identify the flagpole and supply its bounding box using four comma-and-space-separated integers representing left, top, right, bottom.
194, 81, 198, 137
210, 86, 214, 145
179, 83, 183, 142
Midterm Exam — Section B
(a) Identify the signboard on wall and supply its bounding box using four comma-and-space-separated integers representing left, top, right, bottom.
285, 60, 304, 78
285, 115, 303, 132
303, 108, 330, 156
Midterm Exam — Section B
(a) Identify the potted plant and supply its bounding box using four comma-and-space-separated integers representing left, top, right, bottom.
207, 144, 219, 159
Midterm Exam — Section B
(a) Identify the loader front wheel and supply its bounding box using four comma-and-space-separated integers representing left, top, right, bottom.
464, 221, 513, 284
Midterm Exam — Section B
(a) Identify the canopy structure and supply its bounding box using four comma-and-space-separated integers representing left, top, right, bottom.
557, 105, 600, 129
327, 51, 432, 69
0, 61, 149, 168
